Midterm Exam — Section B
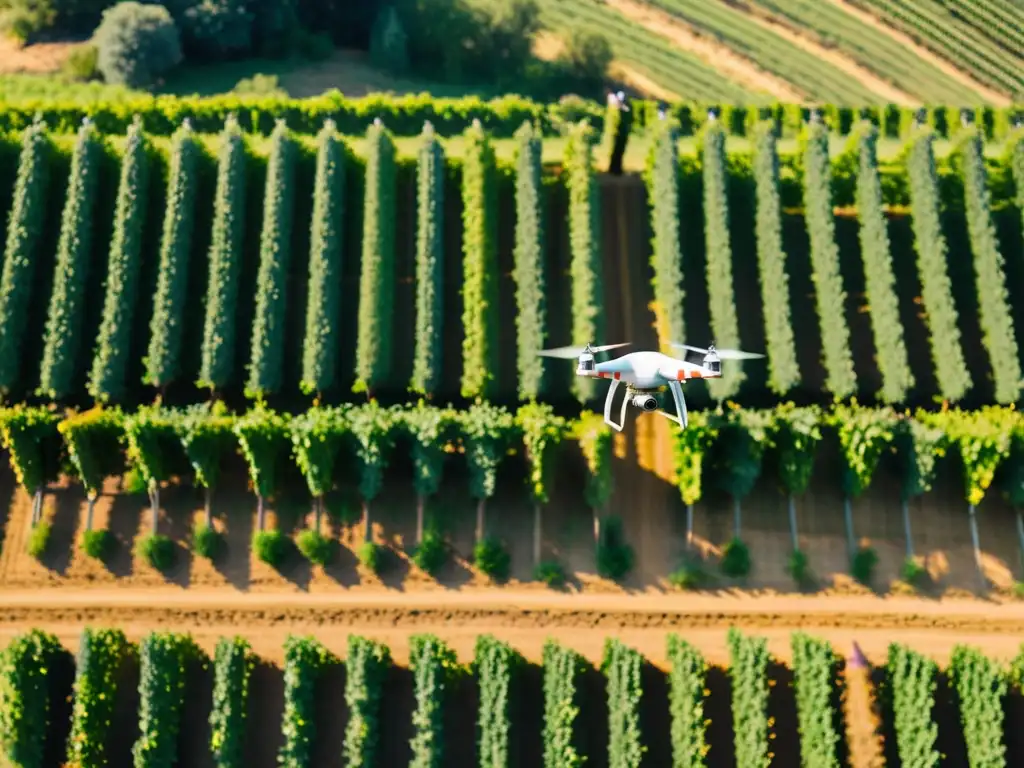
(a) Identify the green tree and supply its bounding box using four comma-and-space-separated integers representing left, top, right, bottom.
518, 403, 567, 565
709, 406, 773, 540
290, 405, 348, 531
175, 401, 235, 525
396, 401, 458, 544
233, 405, 289, 530
124, 404, 183, 535
58, 406, 125, 532
895, 414, 946, 558
349, 401, 396, 543
512, 120, 546, 400
460, 402, 517, 543
770, 404, 823, 551
0, 406, 61, 528
672, 411, 717, 550
575, 410, 613, 546
410, 122, 445, 398
300, 120, 347, 397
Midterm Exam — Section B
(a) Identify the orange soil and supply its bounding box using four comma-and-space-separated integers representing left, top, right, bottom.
0, 37, 77, 74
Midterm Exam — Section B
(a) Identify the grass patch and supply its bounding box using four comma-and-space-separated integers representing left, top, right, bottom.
252, 530, 289, 568
26, 521, 50, 559
191, 523, 222, 560
296, 529, 334, 566
137, 533, 176, 571
80, 529, 113, 561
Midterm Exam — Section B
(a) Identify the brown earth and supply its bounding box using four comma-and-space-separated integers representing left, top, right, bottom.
0, 37, 77, 74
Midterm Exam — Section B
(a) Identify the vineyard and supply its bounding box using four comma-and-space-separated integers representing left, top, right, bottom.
0, 624, 1023, 768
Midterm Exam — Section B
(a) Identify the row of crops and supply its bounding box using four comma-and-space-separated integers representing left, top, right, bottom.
847, 0, 1024, 98
1, 625, 1021, 767
1, 111, 1023, 408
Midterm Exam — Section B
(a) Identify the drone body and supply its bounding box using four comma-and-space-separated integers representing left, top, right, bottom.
539, 341, 763, 431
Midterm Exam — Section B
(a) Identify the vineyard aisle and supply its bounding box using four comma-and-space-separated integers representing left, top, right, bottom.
1, 587, 1024, 665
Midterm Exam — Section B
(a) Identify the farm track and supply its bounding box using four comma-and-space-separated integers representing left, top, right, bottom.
3, 588, 1024, 634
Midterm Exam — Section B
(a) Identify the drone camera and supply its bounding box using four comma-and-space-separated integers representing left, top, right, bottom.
577, 353, 595, 373
703, 352, 721, 375
631, 394, 659, 412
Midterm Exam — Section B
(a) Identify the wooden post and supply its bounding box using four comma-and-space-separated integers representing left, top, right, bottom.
533, 503, 542, 565
476, 498, 486, 542
257, 495, 264, 531
968, 504, 983, 580
686, 504, 694, 550
787, 495, 798, 551
416, 495, 425, 544
733, 495, 741, 538
902, 498, 914, 559
843, 496, 856, 560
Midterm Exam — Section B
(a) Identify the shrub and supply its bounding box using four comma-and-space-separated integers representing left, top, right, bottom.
93, 2, 182, 88
81, 528, 112, 560
412, 528, 446, 575
252, 529, 288, 567
0, 0, 55, 45
357, 540, 381, 572
901, 557, 928, 587
209, 637, 255, 768
138, 532, 175, 570
851, 546, 878, 586
786, 548, 811, 586
192, 522, 222, 560
368, 4, 408, 75
296, 529, 334, 566
473, 536, 510, 581
232, 73, 285, 97
533, 559, 566, 587
121, 466, 147, 494
62, 43, 99, 81
596, 515, 633, 581
180, 0, 252, 61
720, 537, 752, 578
26, 521, 50, 559
668, 560, 707, 590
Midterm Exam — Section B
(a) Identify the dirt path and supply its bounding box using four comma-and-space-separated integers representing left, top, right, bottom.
603, 0, 806, 102
828, 0, 1011, 106
0, 38, 76, 74
1, 587, 1023, 665
734, 0, 919, 105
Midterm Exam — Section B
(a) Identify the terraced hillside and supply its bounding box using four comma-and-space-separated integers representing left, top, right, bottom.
531, 0, 1024, 105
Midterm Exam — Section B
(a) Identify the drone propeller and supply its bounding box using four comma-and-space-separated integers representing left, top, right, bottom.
537, 342, 631, 359
670, 342, 765, 360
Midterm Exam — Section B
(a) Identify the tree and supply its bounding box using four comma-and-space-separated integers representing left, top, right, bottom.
58, 406, 125, 532
460, 402, 517, 543
708, 406, 773, 539
512, 120, 546, 400
894, 415, 946, 558
672, 411, 717, 551
124, 404, 184, 535
644, 117, 684, 354
518, 403, 567, 565
0, 406, 61, 528
233, 406, 289, 530
396, 401, 458, 544
348, 401, 396, 543
174, 401, 235, 526
575, 410, 613, 545
770, 404, 822, 551
290, 405, 348, 532
410, 122, 445, 398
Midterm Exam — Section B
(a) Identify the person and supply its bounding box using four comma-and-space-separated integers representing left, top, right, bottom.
608, 90, 632, 175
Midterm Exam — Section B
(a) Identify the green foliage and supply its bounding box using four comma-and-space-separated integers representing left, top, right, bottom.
787, 549, 811, 586
349, 401, 396, 503
410, 122, 445, 397
905, 128, 970, 402
289, 405, 348, 498
233, 405, 289, 500
342, 636, 391, 768
198, 115, 247, 392
644, 117, 685, 351
771, 404, 822, 496
81, 528, 113, 559
246, 119, 296, 398
564, 120, 603, 404
300, 119, 346, 396
93, 2, 182, 88
88, 115, 149, 403
175, 401, 234, 490
666, 634, 708, 768
58, 406, 125, 498
0, 119, 50, 394
851, 546, 878, 585
542, 640, 586, 768
295, 529, 333, 566
460, 402, 516, 501
790, 633, 841, 768
398, 401, 457, 499
751, 121, 799, 395
357, 541, 381, 572
0, 629, 64, 768
26, 521, 50, 558
132, 632, 199, 768
602, 638, 646, 767
886, 643, 940, 767
801, 120, 856, 399
517, 402, 566, 504
575, 410, 613, 510
209, 637, 254, 768
701, 121, 743, 399
409, 634, 465, 768
897, 414, 947, 501
353, 120, 396, 394
1010, 129, 1024, 232
137, 533, 175, 571
0, 405, 60, 493
720, 537, 752, 578
123, 404, 181, 488
191, 522, 221, 560
475, 635, 523, 768
412, 528, 447, 575
901, 557, 928, 587
252, 529, 288, 566
144, 119, 200, 388
473, 536, 510, 581
923, 407, 1015, 505
512, 120, 546, 400
957, 127, 1021, 404
852, 122, 913, 404
709, 406, 773, 501
948, 645, 1007, 767
66, 627, 131, 768
672, 410, 717, 506
597, 515, 634, 580
459, 119, 499, 400
830, 404, 898, 497
38, 119, 101, 400
533, 559, 567, 587
279, 635, 336, 768
726, 627, 771, 768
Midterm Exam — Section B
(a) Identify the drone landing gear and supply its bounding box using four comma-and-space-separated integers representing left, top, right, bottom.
655, 380, 689, 429
603, 378, 630, 432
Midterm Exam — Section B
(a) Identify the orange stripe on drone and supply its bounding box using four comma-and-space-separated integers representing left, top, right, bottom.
676, 369, 702, 380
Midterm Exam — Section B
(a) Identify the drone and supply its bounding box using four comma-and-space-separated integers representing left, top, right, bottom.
537, 341, 765, 431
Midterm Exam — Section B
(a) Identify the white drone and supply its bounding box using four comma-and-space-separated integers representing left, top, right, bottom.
538, 341, 765, 431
